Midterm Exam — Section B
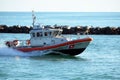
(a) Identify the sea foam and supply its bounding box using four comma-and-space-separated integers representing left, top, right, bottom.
0, 47, 50, 57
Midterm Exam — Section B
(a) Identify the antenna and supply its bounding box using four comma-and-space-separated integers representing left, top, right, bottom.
32, 10, 36, 27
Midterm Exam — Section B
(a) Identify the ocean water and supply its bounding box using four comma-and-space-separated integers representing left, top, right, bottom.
0, 12, 120, 27
0, 12, 120, 79
0, 33, 120, 80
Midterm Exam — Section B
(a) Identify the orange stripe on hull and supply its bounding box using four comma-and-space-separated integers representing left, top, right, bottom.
17, 37, 92, 52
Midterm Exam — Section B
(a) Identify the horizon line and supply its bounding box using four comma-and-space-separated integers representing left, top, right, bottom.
0, 11, 120, 13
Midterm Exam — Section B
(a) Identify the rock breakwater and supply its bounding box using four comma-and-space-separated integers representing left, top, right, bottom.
0, 25, 120, 35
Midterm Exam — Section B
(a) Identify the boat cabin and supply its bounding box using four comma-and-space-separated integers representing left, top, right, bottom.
29, 25, 66, 46
30, 28, 63, 38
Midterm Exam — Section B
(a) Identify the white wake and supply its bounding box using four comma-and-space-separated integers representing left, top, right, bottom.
0, 47, 51, 57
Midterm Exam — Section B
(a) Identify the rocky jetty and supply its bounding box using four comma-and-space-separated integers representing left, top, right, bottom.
0, 25, 32, 33
0, 25, 120, 35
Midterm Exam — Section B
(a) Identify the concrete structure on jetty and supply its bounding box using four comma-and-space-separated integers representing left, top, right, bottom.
0, 25, 120, 35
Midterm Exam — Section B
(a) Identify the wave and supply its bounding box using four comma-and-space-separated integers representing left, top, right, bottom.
0, 47, 50, 57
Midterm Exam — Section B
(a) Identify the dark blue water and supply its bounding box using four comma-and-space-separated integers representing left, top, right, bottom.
0, 12, 120, 27
0, 34, 120, 80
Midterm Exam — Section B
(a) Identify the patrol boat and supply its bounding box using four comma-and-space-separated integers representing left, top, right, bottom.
5, 12, 92, 56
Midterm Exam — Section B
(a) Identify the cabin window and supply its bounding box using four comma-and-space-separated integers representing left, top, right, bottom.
32, 33, 35, 37
40, 32, 42, 37
45, 32, 48, 36
37, 32, 40, 37
53, 31, 58, 36
47, 32, 52, 36
58, 31, 62, 36
49, 32, 52, 36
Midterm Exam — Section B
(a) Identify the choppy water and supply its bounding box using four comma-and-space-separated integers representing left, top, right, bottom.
0, 12, 120, 27
0, 33, 120, 80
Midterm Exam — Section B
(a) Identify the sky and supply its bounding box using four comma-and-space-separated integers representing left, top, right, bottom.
0, 0, 120, 12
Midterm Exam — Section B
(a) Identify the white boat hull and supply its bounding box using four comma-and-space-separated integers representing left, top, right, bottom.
15, 37, 92, 56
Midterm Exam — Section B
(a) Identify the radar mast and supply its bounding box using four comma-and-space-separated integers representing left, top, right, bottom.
32, 10, 36, 27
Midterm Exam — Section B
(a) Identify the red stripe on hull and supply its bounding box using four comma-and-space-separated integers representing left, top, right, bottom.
17, 37, 92, 52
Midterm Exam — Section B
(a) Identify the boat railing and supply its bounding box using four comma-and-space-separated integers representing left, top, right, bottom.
5, 39, 30, 47
8, 40, 31, 47
18, 40, 30, 46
